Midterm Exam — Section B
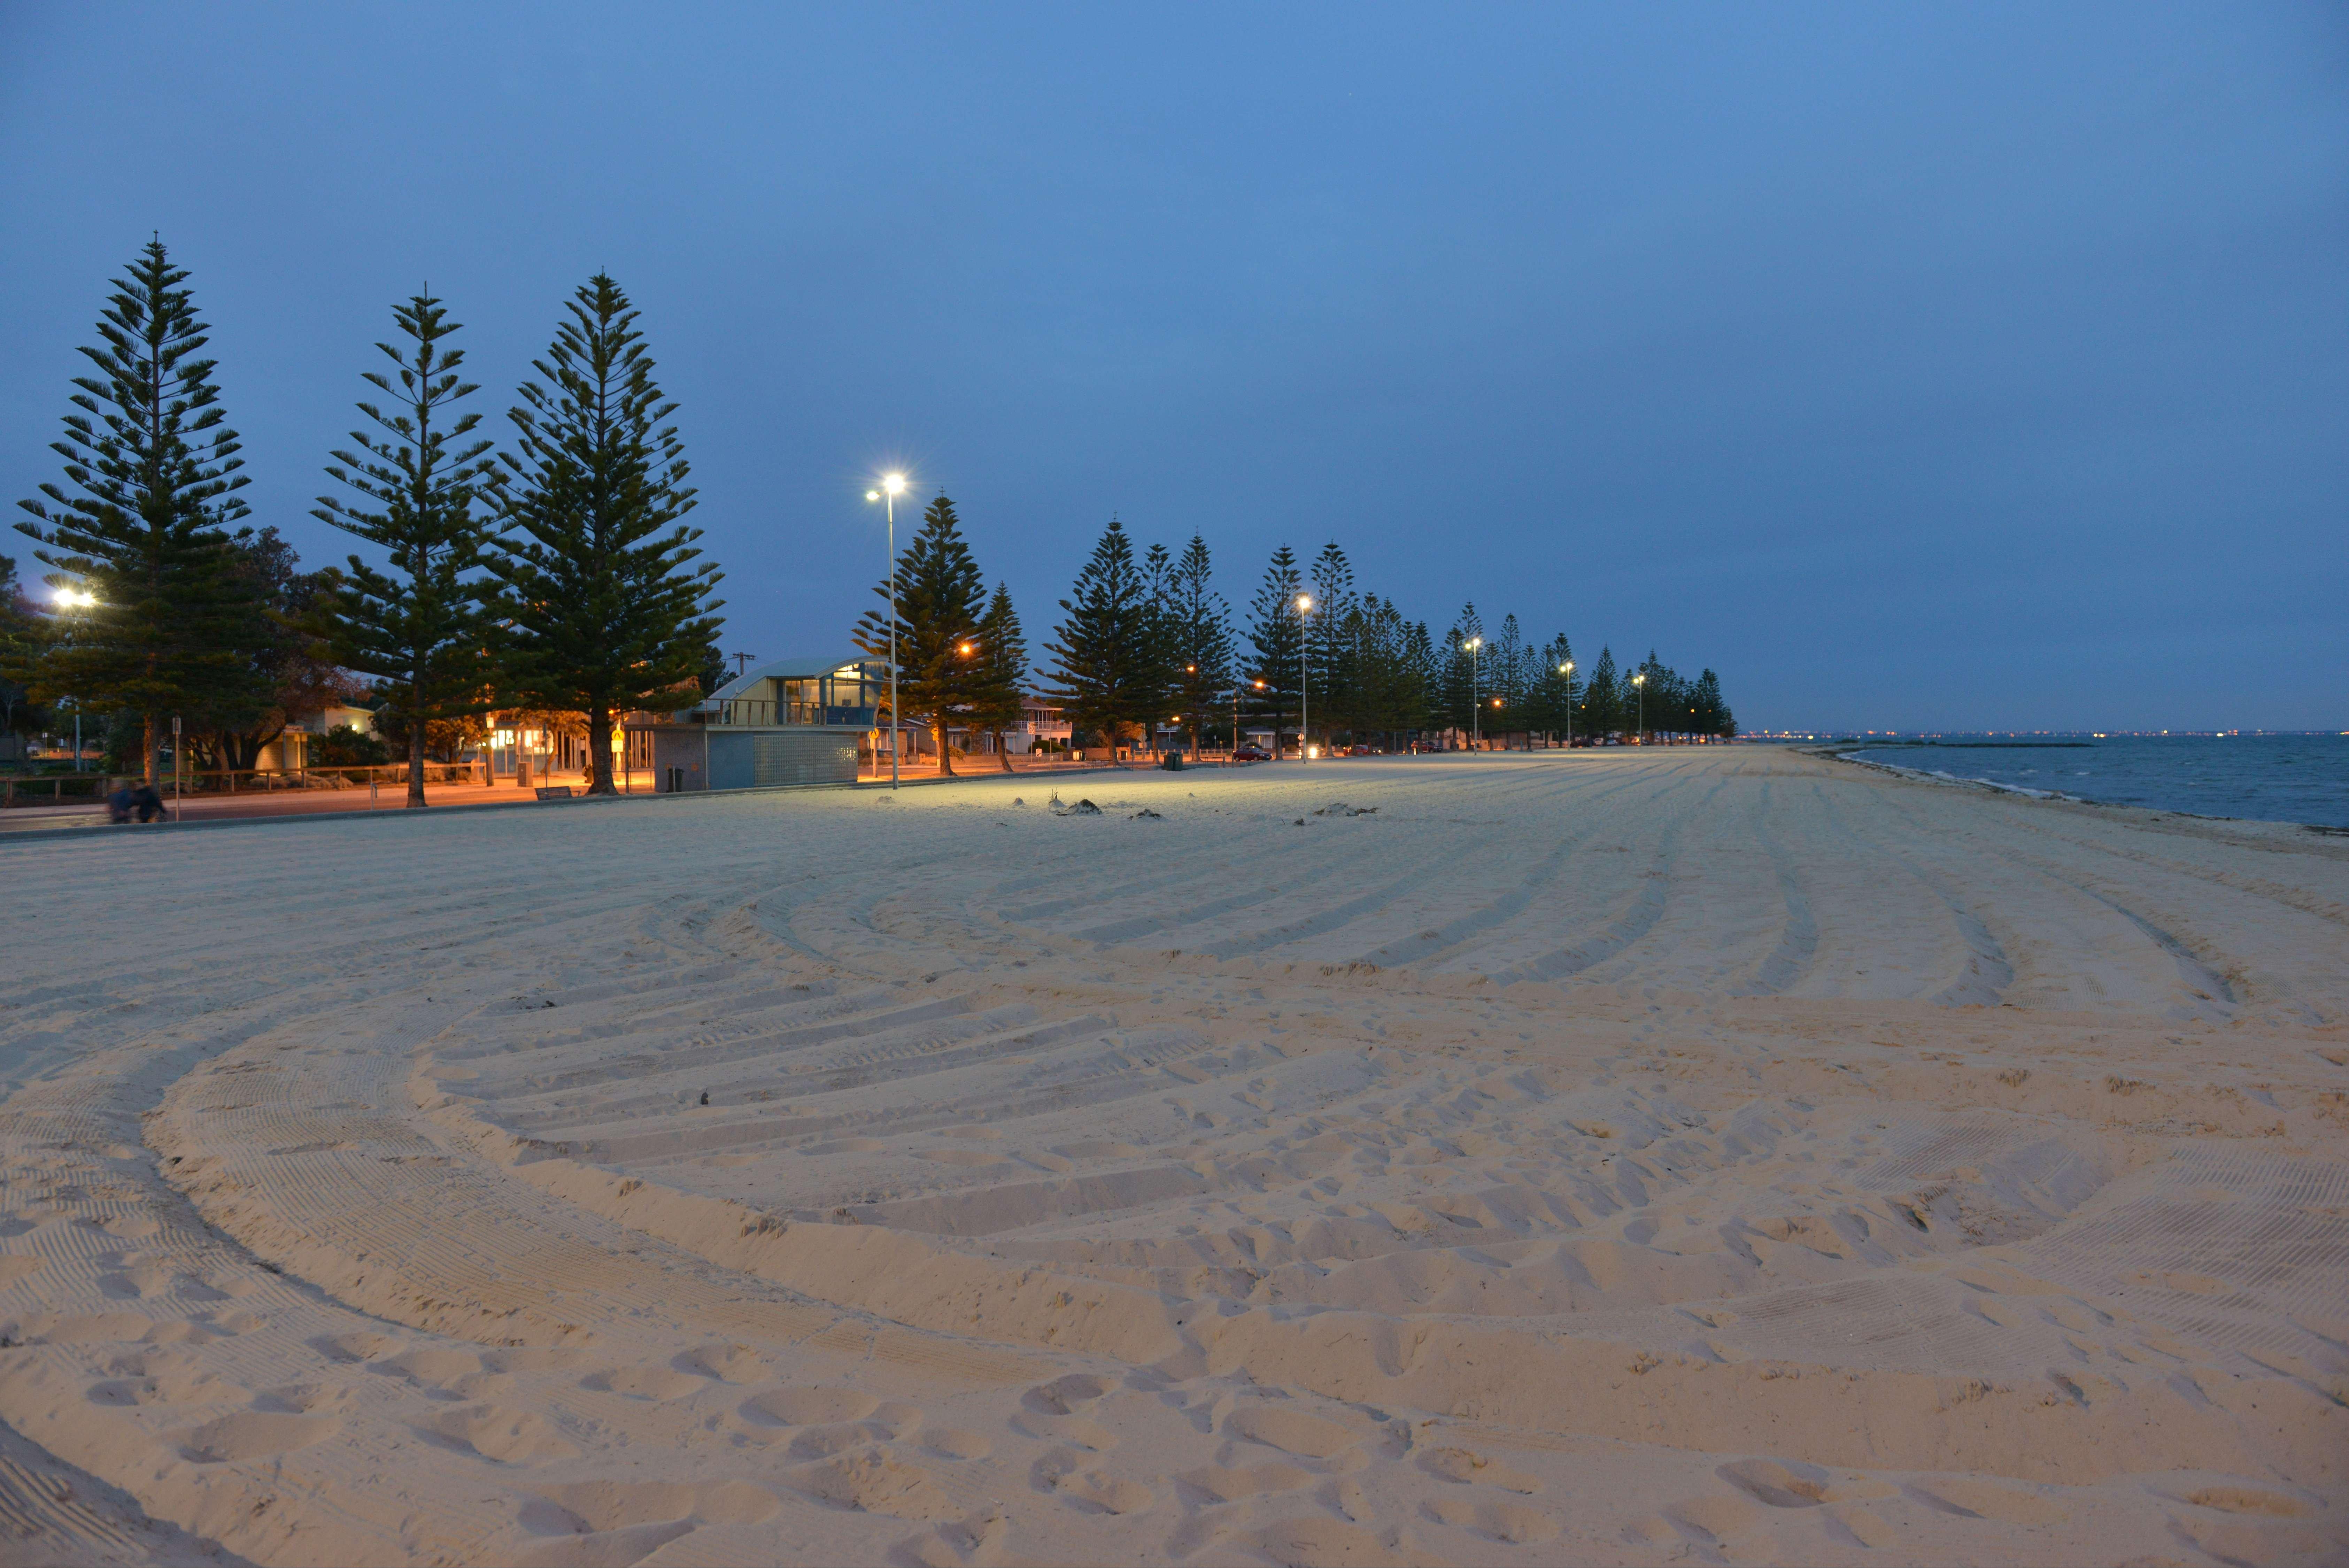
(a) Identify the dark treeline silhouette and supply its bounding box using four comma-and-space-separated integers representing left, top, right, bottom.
1020, 520, 1736, 757
11, 240, 1732, 792
12, 240, 720, 799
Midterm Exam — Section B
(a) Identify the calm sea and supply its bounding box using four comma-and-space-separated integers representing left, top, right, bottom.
1844, 735, 2349, 829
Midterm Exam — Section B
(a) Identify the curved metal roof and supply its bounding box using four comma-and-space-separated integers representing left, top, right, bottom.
706, 654, 881, 705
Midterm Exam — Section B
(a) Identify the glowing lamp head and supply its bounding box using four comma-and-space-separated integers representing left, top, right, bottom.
1560, 661, 1574, 674
865, 490, 880, 502
1296, 594, 1312, 612
958, 641, 973, 655
882, 473, 906, 496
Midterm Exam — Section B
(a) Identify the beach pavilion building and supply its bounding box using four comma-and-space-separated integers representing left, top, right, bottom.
622, 655, 888, 793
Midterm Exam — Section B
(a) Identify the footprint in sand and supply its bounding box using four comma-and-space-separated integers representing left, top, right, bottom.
315, 1330, 401, 1362
918, 1428, 991, 1460
100, 1353, 239, 1406
1666, 1492, 1767, 1545
685, 1342, 769, 1383
585, 1365, 703, 1401
900, 1509, 1013, 1568
1909, 1477, 2067, 1526
243, 1380, 354, 1416
788, 1447, 960, 1521
1224, 1403, 1366, 1461
1717, 1457, 1828, 1508
383, 1346, 485, 1390
429, 1403, 580, 1464
743, 1386, 881, 1426
182, 1411, 336, 1463
1033, 1447, 1154, 1515
1422, 1496, 1560, 1544
1176, 1460, 1315, 1504
1419, 1445, 1539, 1493
1023, 1373, 1116, 1415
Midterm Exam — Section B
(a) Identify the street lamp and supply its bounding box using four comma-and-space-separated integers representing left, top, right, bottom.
1631, 671, 1647, 744
1558, 660, 1575, 750
49, 586, 98, 770
1463, 636, 1483, 750
865, 474, 907, 788
1296, 594, 1314, 763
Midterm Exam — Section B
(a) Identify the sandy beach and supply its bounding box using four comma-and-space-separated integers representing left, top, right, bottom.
1, 746, 2342, 1566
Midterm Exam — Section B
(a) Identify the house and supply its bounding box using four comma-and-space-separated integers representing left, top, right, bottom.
254, 701, 377, 773
623, 655, 884, 792
952, 693, 1070, 756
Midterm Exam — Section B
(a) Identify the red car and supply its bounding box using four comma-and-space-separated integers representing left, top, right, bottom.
1231, 746, 1274, 762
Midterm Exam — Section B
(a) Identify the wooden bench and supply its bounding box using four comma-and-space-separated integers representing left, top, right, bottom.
534, 785, 575, 801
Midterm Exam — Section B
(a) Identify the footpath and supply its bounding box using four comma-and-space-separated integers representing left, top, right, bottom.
0, 756, 1226, 841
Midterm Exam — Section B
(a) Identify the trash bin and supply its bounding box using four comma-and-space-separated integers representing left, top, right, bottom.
1160, 751, 1185, 771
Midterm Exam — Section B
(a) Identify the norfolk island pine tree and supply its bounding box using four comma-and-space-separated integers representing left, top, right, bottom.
1045, 518, 1163, 757
969, 581, 1029, 771
313, 292, 501, 807
852, 492, 987, 777
1243, 546, 1304, 751
1166, 534, 1234, 759
15, 238, 265, 786
488, 274, 722, 795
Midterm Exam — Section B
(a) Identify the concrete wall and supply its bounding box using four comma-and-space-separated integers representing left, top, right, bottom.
636, 725, 859, 792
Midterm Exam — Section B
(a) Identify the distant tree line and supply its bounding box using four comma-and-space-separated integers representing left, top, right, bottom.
11, 239, 1735, 798
866, 511, 1736, 760
12, 239, 721, 804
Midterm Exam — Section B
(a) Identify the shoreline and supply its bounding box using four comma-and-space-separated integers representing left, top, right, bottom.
1817, 741, 2349, 836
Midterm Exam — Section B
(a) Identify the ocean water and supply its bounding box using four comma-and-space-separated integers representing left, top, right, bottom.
1845, 735, 2349, 829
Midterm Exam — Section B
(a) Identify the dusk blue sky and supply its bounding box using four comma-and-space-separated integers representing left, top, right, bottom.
4, 4, 2342, 732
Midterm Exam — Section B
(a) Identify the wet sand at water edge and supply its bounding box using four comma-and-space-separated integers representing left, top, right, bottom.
1, 746, 2344, 1565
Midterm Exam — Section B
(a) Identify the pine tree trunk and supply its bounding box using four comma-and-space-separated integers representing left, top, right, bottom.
933, 715, 954, 778
407, 719, 428, 808
144, 711, 160, 788
588, 704, 615, 794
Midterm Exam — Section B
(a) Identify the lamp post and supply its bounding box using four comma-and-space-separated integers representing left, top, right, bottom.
50, 587, 97, 770
1558, 660, 1574, 750
1632, 670, 1647, 744
865, 474, 907, 788
1463, 636, 1482, 750
1296, 594, 1314, 763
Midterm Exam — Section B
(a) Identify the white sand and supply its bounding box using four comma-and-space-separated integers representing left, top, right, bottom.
1, 748, 2343, 1566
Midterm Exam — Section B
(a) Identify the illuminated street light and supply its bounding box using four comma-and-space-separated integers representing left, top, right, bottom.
1632, 671, 1647, 743
48, 586, 99, 768
1296, 594, 1315, 763
1463, 636, 1483, 750
866, 475, 911, 788
1559, 659, 1575, 748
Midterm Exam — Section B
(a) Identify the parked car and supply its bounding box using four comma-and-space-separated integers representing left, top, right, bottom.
1231, 746, 1274, 762
1347, 744, 1379, 756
